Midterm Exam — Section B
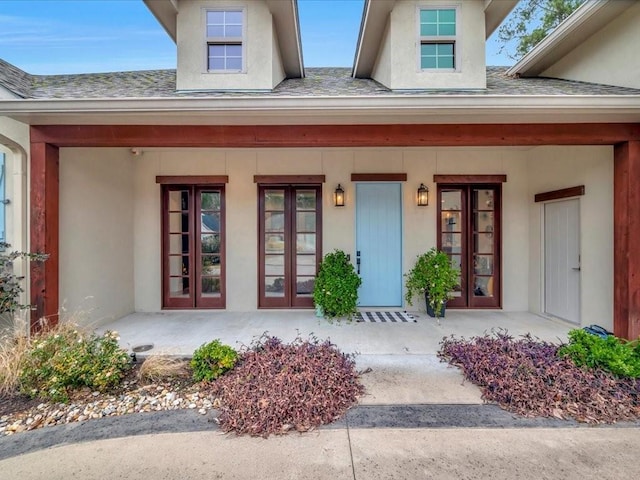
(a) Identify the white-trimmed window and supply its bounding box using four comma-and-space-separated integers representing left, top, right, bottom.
206, 9, 244, 72
419, 8, 457, 70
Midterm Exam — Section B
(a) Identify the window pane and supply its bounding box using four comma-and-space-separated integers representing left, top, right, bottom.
297, 254, 316, 276
297, 234, 315, 254
169, 255, 189, 276
265, 254, 285, 276
438, 43, 454, 56
265, 277, 285, 297
474, 277, 494, 298
208, 45, 225, 56
265, 234, 285, 253
169, 278, 190, 298
474, 212, 494, 234
296, 190, 316, 209
475, 189, 495, 210
207, 11, 225, 24
441, 191, 461, 210
265, 212, 285, 232
442, 233, 462, 254
209, 57, 225, 70
421, 43, 437, 56
225, 25, 242, 37
474, 255, 493, 275
420, 23, 438, 36
439, 23, 456, 36
201, 256, 220, 275
296, 212, 316, 233
207, 25, 224, 37
474, 233, 493, 254
201, 277, 221, 296
168, 190, 188, 211
169, 234, 189, 255
421, 55, 437, 69
438, 9, 456, 23
201, 234, 220, 254
265, 190, 285, 210
420, 9, 438, 23
226, 44, 242, 56
438, 55, 454, 69
441, 212, 461, 231
226, 57, 242, 71
169, 213, 189, 233
296, 277, 315, 295
200, 192, 220, 210
201, 213, 220, 234
225, 10, 243, 25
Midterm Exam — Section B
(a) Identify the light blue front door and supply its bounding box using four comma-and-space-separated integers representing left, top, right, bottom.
356, 183, 403, 307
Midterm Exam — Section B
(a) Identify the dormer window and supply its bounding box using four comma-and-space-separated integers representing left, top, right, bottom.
419, 8, 457, 70
206, 9, 244, 72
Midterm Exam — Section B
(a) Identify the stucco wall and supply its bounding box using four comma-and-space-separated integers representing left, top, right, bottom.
59, 148, 135, 325
371, 17, 392, 89
132, 147, 530, 314
176, 0, 280, 91
526, 146, 613, 330
271, 19, 285, 87
384, 0, 486, 90
0, 117, 30, 320
541, 1, 640, 89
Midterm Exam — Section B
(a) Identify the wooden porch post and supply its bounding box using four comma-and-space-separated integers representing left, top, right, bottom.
29, 141, 59, 333
613, 141, 640, 340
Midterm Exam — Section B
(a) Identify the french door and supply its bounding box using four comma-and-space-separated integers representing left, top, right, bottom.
258, 185, 322, 308
162, 185, 225, 309
438, 185, 501, 308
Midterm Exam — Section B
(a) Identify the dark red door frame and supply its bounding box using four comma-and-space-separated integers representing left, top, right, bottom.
28, 124, 640, 339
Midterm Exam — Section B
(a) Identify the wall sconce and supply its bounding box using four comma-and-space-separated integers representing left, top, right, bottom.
334, 184, 345, 207
417, 183, 429, 206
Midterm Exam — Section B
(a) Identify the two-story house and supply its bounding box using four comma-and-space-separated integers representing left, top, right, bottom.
0, 0, 639, 339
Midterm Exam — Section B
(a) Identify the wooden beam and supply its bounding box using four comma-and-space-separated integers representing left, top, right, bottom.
614, 141, 640, 340
534, 185, 585, 203
253, 175, 325, 184
351, 173, 407, 182
434, 174, 507, 184
29, 142, 59, 333
30, 123, 640, 148
156, 175, 229, 184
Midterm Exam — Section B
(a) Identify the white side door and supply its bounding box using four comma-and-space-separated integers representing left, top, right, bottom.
544, 199, 580, 323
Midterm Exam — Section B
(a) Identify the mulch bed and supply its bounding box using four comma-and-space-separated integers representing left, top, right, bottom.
438, 332, 640, 424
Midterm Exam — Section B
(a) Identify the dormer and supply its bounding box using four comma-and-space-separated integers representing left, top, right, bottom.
144, 0, 304, 91
353, 0, 517, 90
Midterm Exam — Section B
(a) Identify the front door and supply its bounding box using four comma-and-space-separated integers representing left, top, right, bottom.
356, 183, 403, 307
258, 185, 322, 308
438, 185, 501, 308
544, 199, 580, 323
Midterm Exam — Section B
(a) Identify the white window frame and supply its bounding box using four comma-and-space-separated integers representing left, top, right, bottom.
417, 5, 460, 72
204, 7, 246, 73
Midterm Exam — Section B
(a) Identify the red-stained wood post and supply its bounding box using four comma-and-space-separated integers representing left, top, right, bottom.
29, 141, 59, 333
614, 141, 640, 340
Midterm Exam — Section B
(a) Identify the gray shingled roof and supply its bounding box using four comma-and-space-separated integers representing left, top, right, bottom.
1, 60, 640, 99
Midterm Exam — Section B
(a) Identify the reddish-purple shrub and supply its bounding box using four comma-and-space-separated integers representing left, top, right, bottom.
438, 331, 640, 423
208, 335, 364, 437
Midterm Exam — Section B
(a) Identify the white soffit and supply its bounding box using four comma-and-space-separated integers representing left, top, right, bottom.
507, 0, 635, 77
143, 0, 178, 42
484, 0, 519, 37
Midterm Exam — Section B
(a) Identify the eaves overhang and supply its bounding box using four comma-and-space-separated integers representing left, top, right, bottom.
2, 95, 640, 125
507, 0, 636, 77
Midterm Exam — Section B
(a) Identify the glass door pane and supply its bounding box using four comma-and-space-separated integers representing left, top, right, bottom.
197, 189, 223, 305
294, 190, 317, 302
262, 189, 287, 302
472, 188, 496, 301
167, 189, 191, 302
440, 188, 465, 305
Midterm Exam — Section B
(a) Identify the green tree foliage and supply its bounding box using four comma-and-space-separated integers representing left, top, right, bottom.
498, 0, 585, 59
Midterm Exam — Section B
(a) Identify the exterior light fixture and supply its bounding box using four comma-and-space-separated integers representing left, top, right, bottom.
417, 183, 429, 206
334, 184, 345, 207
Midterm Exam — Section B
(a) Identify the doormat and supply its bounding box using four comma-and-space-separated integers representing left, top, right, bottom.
355, 311, 416, 323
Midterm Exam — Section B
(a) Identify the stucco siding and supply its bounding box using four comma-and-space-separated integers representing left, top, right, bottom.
271, 19, 285, 87
371, 17, 392, 89
176, 0, 277, 91
388, 0, 486, 90
59, 148, 135, 325
541, 1, 640, 89
526, 146, 613, 330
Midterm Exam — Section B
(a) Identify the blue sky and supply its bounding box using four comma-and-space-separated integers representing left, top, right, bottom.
0, 0, 512, 75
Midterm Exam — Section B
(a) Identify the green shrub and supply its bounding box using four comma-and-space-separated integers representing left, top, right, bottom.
558, 328, 640, 378
19, 325, 130, 402
312, 250, 362, 320
191, 339, 238, 382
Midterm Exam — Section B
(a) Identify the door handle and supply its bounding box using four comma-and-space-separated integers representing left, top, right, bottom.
572, 267, 581, 271
356, 251, 361, 275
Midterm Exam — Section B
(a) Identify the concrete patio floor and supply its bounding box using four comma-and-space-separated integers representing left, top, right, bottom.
97, 310, 572, 406
98, 309, 572, 358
